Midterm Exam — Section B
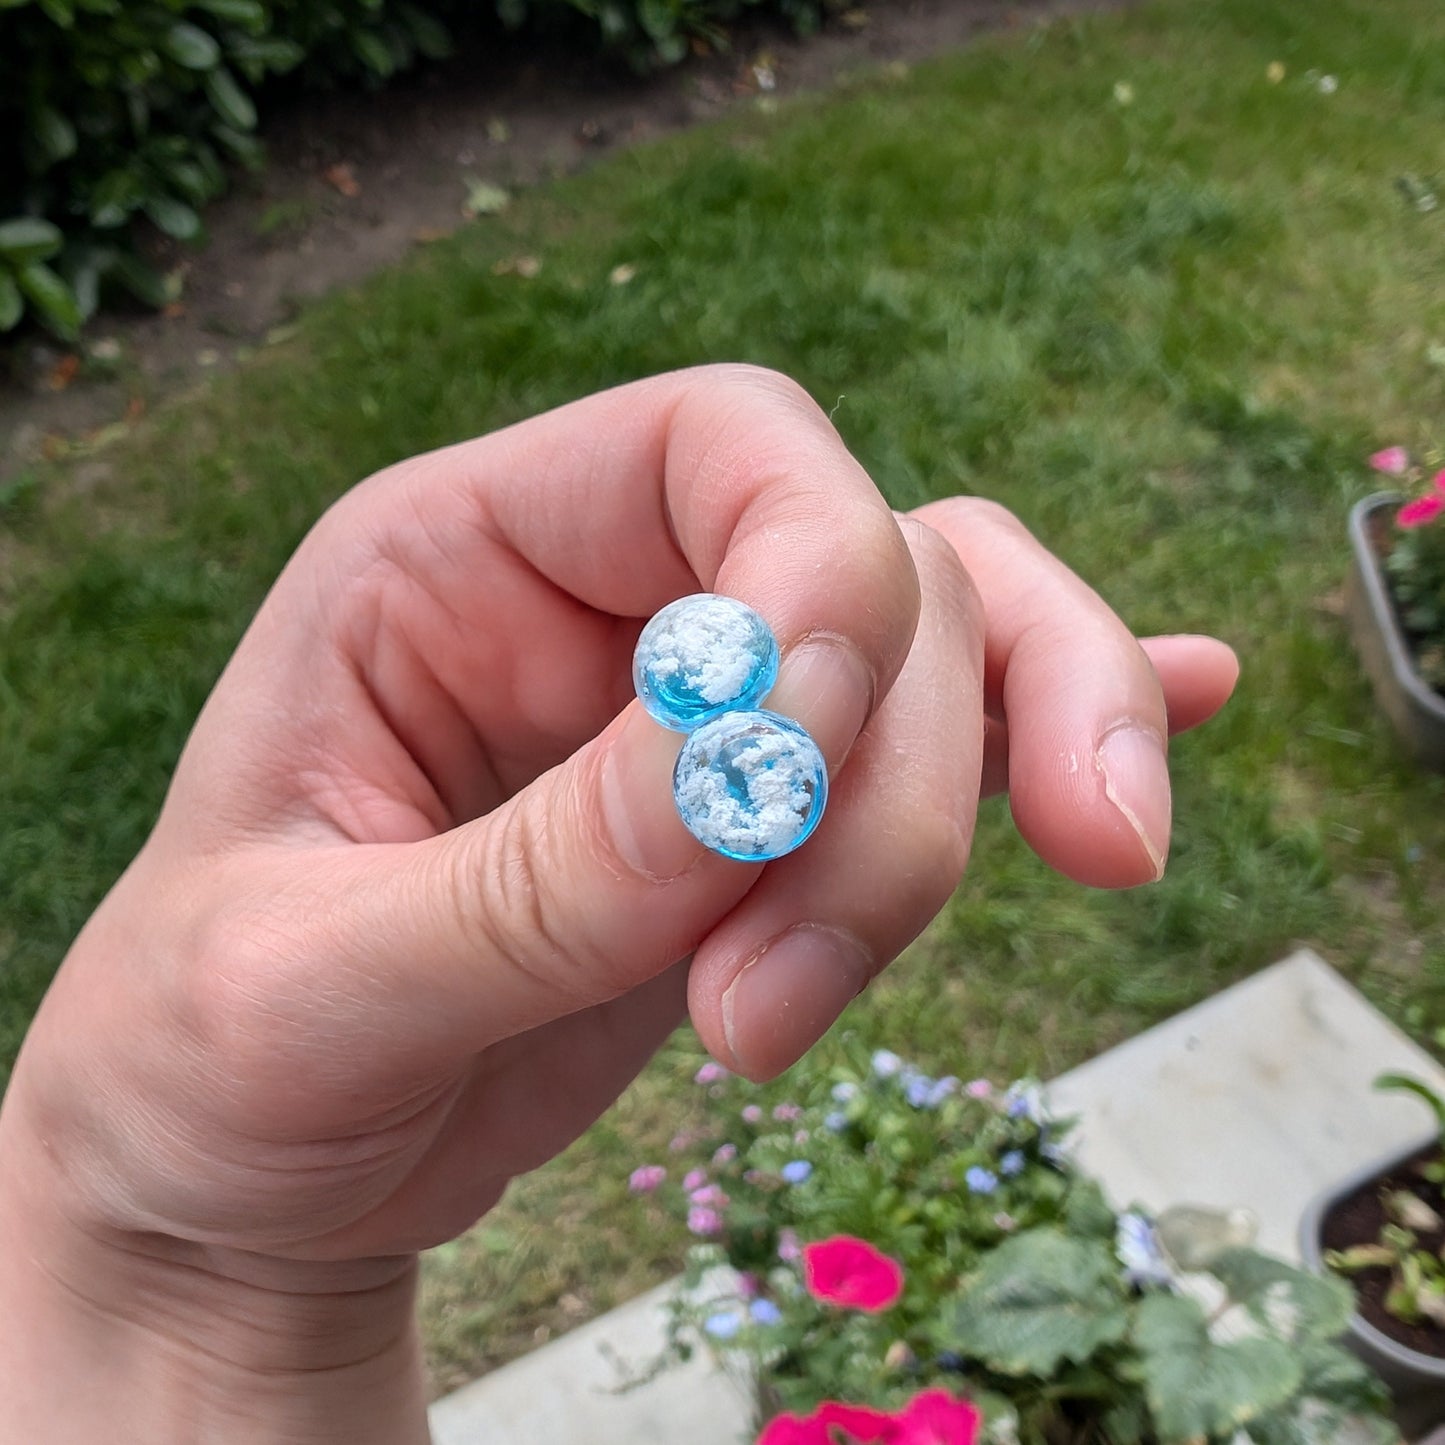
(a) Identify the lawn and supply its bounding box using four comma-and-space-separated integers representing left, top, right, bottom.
3, 0, 1445, 1395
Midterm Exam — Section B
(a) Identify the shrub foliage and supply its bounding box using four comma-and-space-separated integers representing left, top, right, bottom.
0, 0, 833, 338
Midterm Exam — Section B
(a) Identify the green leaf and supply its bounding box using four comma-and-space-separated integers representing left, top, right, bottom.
0, 270, 23, 331
0, 218, 64, 264
204, 66, 256, 131
108, 252, 175, 309
36, 0, 75, 24
194, 0, 265, 25
1134, 1293, 1303, 1441
16, 261, 82, 338
637, 0, 676, 42
949, 1229, 1130, 1376
400, 3, 452, 59
89, 168, 144, 228
1208, 1247, 1354, 1343
352, 29, 395, 75
143, 195, 203, 242
165, 20, 221, 69
1375, 1072, 1445, 1138
28, 104, 78, 166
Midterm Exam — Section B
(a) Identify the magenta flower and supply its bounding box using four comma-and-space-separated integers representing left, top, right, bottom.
802, 1236, 905, 1312
889, 1389, 983, 1445
1370, 446, 1410, 475
687, 1205, 724, 1236
627, 1164, 666, 1194
756, 1401, 897, 1445
1399, 494, 1445, 528
682, 1168, 708, 1192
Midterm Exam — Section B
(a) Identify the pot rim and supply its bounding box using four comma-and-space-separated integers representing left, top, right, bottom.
1349, 491, 1445, 718
1298, 1127, 1445, 1378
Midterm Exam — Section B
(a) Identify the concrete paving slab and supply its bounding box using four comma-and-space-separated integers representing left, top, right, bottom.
429, 949, 1445, 1440
428, 1277, 753, 1445
1046, 948, 1445, 1261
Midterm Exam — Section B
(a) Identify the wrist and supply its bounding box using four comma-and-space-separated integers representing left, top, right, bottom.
0, 1111, 429, 1445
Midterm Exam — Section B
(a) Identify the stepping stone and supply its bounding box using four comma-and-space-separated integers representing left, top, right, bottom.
1045, 948, 1445, 1261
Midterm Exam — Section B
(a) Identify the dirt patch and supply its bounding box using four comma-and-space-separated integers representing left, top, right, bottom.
0, 0, 1120, 481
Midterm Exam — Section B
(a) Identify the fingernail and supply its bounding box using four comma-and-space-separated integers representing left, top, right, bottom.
765, 634, 874, 769
1095, 724, 1171, 881
721, 924, 873, 1080
600, 708, 711, 882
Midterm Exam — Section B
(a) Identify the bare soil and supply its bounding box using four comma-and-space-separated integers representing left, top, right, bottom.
1320, 1144, 1445, 1360
0, 0, 1117, 482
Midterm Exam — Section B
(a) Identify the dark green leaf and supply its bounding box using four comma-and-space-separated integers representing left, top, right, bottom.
352, 29, 396, 75
0, 218, 64, 264
108, 252, 173, 309
165, 20, 221, 70
0, 271, 23, 331
204, 66, 257, 130
1208, 1248, 1354, 1343
143, 195, 203, 242
949, 1229, 1130, 1376
16, 261, 82, 338
89, 169, 144, 228
194, 0, 264, 26
28, 105, 78, 166
36, 0, 75, 24
399, 4, 451, 59
1134, 1294, 1302, 1440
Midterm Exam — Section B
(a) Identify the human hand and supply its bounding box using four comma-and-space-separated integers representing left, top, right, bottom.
0, 365, 1236, 1443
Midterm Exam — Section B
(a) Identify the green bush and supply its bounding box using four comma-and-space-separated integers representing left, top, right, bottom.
0, 0, 834, 340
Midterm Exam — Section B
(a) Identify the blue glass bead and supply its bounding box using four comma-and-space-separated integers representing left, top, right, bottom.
673, 710, 827, 862
633, 594, 779, 732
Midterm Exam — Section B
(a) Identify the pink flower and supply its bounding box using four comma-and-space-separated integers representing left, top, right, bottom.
777, 1228, 801, 1262
682, 1168, 709, 1192
628, 1164, 666, 1194
713, 1143, 738, 1165
1399, 494, 1445, 528
742, 1105, 764, 1124
687, 1205, 724, 1236
890, 1390, 982, 1445
773, 1103, 804, 1121
963, 1079, 992, 1099
689, 1184, 729, 1209
1370, 446, 1410, 475
756, 1402, 897, 1445
695, 1061, 730, 1085
802, 1236, 905, 1312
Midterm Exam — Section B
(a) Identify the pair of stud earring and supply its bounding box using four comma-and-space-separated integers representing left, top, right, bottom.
631, 594, 828, 862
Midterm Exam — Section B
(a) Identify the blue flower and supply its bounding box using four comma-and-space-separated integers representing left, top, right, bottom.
703, 1310, 742, 1339
965, 1166, 999, 1195
871, 1049, 904, 1078
999, 1150, 1025, 1177
831, 1081, 860, 1103
1116, 1211, 1174, 1290
824, 1111, 848, 1132
903, 1070, 936, 1108
748, 1298, 783, 1327
780, 1160, 813, 1185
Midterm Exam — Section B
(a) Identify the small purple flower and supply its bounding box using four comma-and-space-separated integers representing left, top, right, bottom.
777, 1227, 801, 1262
999, 1150, 1025, 1178
742, 1104, 764, 1125
682, 1168, 708, 1193
748, 1298, 783, 1327
694, 1061, 730, 1085
689, 1184, 729, 1209
773, 1103, 803, 1122
824, 1111, 848, 1132
965, 1166, 999, 1195
703, 1310, 742, 1339
871, 1049, 904, 1078
780, 1160, 813, 1185
628, 1164, 666, 1194
713, 1143, 738, 1165
687, 1205, 724, 1237
903, 1071, 935, 1108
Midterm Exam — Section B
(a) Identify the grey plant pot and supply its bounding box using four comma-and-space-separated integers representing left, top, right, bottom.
1347, 492, 1445, 771
1299, 1134, 1445, 1436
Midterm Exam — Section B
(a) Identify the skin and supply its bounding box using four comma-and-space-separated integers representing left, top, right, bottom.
0, 366, 1238, 1443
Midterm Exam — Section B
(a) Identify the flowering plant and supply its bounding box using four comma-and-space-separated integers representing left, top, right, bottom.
1369, 445, 1445, 692
628, 1049, 1393, 1444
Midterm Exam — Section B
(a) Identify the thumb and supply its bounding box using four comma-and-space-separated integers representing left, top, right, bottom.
322, 701, 763, 1058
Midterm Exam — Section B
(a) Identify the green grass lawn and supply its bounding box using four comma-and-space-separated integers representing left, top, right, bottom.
3, 0, 1445, 1394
